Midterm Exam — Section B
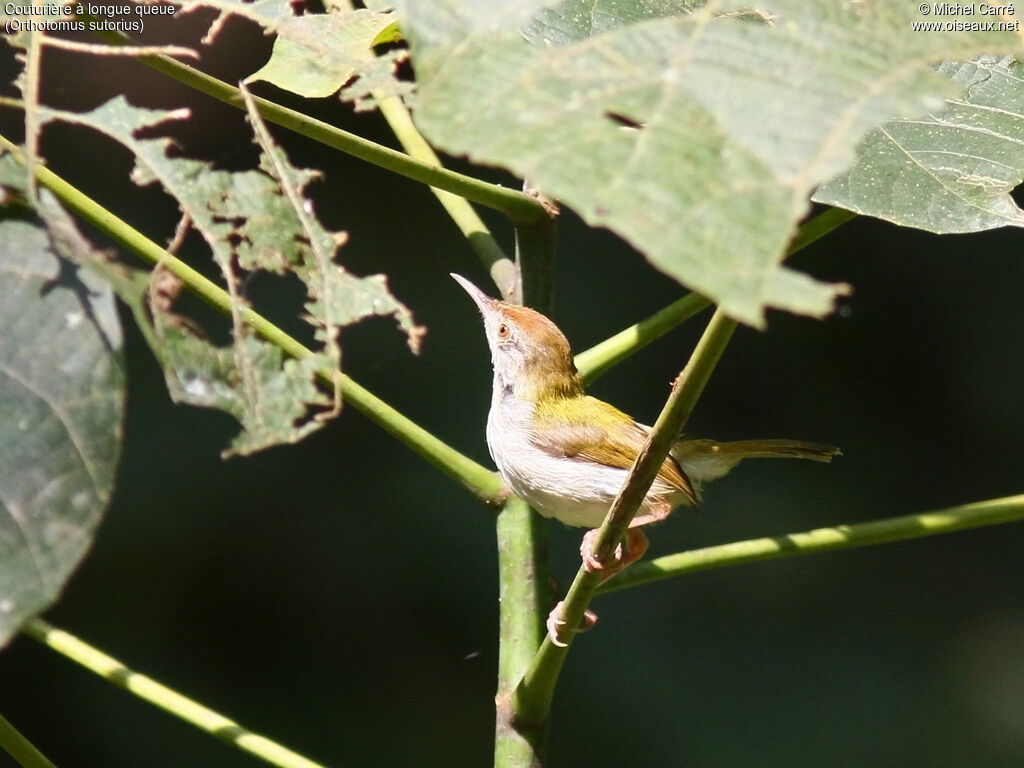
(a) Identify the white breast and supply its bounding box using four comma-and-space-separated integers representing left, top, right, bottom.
485, 394, 682, 528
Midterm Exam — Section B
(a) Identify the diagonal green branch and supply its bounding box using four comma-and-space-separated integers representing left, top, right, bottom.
575, 292, 709, 384
600, 493, 1024, 593
77, 22, 548, 227
0, 713, 58, 768
512, 309, 738, 733
0, 131, 504, 506
21, 619, 325, 768
787, 207, 857, 255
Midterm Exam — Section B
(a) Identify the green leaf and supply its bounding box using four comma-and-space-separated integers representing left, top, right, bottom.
814, 54, 1024, 233
247, 8, 413, 108
179, 1, 412, 109
0, 211, 124, 649
395, 0, 1024, 325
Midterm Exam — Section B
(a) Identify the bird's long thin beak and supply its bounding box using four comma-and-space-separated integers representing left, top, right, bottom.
451, 273, 498, 315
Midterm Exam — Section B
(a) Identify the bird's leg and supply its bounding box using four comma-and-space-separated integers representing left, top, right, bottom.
579, 527, 649, 579
544, 527, 649, 646
546, 506, 666, 646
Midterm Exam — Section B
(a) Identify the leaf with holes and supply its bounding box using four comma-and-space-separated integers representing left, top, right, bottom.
247, 7, 413, 108
154, 323, 337, 458
38, 97, 422, 453
176, 0, 412, 109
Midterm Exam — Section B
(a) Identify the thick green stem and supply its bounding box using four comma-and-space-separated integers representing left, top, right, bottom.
513, 310, 738, 729
601, 493, 1024, 593
513, 184, 558, 308
494, 498, 547, 768
494, 197, 558, 768
0, 132, 504, 506
21, 620, 325, 768
0, 713, 58, 768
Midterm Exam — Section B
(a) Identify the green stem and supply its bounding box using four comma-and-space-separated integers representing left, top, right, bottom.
601, 493, 1024, 593
77, 24, 547, 226
0, 713, 58, 768
0, 131, 504, 506
513, 309, 737, 731
333, 0, 517, 296
20, 620, 325, 768
575, 293, 710, 384
573, 206, 856, 384
513, 184, 558, 308
788, 207, 857, 254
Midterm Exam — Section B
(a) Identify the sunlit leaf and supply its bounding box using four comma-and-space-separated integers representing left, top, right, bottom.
395, 0, 1024, 325
815, 54, 1024, 233
248, 8, 413, 108
523, 0, 696, 44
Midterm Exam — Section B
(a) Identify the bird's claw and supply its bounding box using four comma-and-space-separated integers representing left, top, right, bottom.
546, 601, 598, 647
579, 528, 649, 580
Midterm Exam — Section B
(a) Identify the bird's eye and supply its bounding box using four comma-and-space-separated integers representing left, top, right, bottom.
497, 323, 510, 339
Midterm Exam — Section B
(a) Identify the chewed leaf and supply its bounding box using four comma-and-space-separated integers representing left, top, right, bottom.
310, 268, 426, 351
248, 8, 414, 108
815, 55, 1024, 233
395, 0, 1024, 325
0, 208, 124, 648
39, 96, 423, 452
242, 86, 425, 352
175, 0, 296, 43
180, 1, 413, 109
155, 323, 336, 458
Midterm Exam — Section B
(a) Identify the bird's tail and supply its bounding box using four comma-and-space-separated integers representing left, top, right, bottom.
672, 439, 840, 486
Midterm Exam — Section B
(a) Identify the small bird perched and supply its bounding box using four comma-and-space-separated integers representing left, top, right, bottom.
453, 275, 838, 638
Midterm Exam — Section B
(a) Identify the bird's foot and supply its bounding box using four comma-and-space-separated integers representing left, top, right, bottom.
579, 527, 649, 581
546, 601, 598, 648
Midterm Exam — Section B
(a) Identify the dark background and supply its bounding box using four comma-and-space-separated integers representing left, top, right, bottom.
2, 11, 1023, 768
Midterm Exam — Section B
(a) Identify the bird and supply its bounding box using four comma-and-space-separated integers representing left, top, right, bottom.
452, 274, 838, 642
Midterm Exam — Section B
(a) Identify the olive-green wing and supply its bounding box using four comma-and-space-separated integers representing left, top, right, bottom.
531, 396, 696, 504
